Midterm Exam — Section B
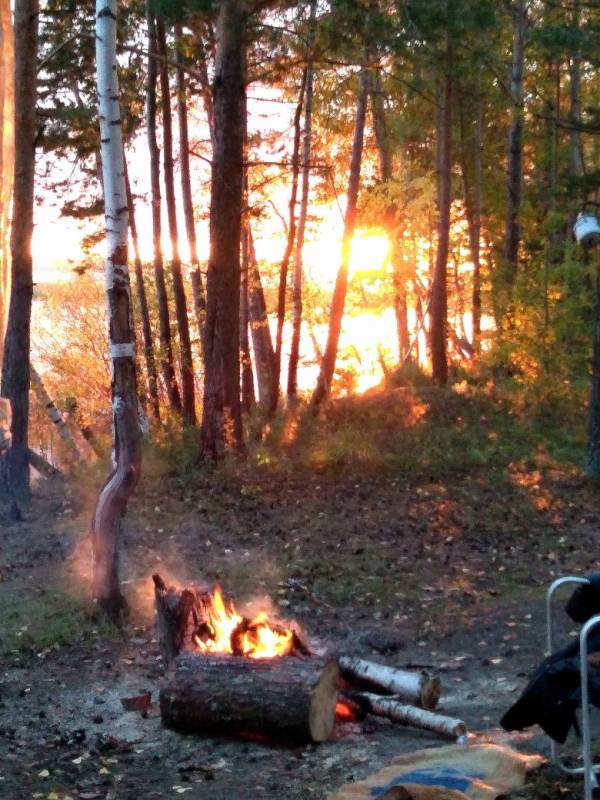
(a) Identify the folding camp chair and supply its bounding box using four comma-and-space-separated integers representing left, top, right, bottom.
547, 576, 600, 799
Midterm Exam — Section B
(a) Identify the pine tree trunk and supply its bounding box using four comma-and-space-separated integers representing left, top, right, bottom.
91, 0, 141, 618
457, 83, 482, 351
310, 66, 369, 411
371, 68, 411, 365
587, 254, 600, 479
156, 18, 196, 428
0, 0, 14, 360
240, 224, 255, 414
201, 0, 245, 458
392, 249, 411, 362
124, 157, 160, 422
195, 24, 216, 152
175, 23, 206, 351
0, 0, 38, 500
271, 72, 306, 414
248, 231, 276, 410
145, 2, 181, 418
287, 0, 316, 405
503, 0, 526, 296
568, 0, 584, 190
430, 47, 453, 386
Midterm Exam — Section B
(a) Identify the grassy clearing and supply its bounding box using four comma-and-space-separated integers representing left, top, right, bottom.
0, 587, 117, 656
248, 371, 589, 482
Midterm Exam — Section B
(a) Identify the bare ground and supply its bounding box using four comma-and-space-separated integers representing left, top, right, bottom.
0, 457, 598, 800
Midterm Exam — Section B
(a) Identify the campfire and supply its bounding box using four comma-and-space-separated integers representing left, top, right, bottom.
192, 585, 295, 659
153, 574, 466, 746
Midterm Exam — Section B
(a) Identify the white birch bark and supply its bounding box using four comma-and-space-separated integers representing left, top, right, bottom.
30, 366, 82, 462
359, 692, 467, 740
91, 0, 141, 616
339, 656, 441, 709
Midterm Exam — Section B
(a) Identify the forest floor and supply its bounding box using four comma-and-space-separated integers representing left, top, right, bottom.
0, 381, 599, 800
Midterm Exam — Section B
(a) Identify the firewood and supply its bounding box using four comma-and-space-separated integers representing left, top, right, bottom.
160, 652, 340, 743
27, 449, 61, 478
338, 656, 441, 709
351, 691, 467, 740
153, 573, 311, 666
153, 573, 203, 665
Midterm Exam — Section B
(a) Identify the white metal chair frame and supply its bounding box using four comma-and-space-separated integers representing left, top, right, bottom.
546, 576, 600, 799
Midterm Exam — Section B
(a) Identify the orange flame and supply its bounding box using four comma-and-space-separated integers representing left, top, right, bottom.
193, 586, 295, 659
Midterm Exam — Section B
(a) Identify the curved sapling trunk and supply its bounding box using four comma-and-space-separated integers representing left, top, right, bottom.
91, 0, 141, 618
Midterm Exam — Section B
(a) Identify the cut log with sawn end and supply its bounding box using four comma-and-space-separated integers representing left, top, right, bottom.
338, 656, 441, 710
160, 652, 340, 744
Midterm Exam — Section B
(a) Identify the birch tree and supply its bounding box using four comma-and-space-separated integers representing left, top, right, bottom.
91, 0, 141, 617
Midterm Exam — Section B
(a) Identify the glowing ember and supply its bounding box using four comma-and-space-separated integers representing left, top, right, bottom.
193, 586, 295, 659
335, 701, 357, 721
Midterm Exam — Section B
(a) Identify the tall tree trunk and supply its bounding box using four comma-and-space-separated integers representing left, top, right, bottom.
271, 72, 306, 414
587, 253, 600, 479
201, 0, 245, 458
287, 0, 316, 405
371, 67, 411, 364
568, 0, 584, 193
91, 0, 141, 618
240, 224, 255, 414
430, 41, 453, 386
392, 247, 411, 362
310, 67, 369, 411
175, 22, 205, 351
194, 23, 216, 152
457, 81, 482, 351
124, 157, 160, 422
156, 18, 196, 428
0, 0, 14, 360
0, 0, 37, 500
247, 230, 276, 409
503, 0, 526, 296
145, 1, 181, 417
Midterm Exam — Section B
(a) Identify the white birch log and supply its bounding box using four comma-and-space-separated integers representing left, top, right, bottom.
339, 656, 441, 710
29, 366, 82, 462
91, 0, 141, 616
358, 692, 467, 741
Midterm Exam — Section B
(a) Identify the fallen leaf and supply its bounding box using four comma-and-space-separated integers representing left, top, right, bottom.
37, 769, 49, 779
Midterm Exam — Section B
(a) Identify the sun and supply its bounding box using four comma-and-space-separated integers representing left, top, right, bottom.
349, 230, 390, 276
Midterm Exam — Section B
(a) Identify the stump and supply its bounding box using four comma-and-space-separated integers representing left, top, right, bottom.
160, 653, 340, 743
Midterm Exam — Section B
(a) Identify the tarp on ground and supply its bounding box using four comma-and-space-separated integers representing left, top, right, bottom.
329, 743, 544, 800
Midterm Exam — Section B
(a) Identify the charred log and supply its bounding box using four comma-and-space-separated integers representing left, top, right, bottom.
160, 652, 339, 744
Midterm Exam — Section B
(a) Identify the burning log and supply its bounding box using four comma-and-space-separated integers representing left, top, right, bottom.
160, 652, 340, 744
153, 573, 309, 667
349, 691, 467, 741
153, 573, 201, 664
338, 656, 440, 710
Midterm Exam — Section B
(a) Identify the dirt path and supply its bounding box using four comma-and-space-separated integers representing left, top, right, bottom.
0, 465, 597, 799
